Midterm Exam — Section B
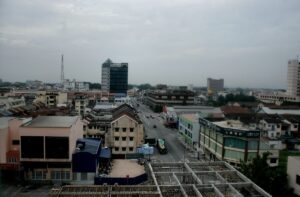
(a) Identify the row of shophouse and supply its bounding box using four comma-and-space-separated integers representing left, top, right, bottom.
165, 104, 300, 166
0, 90, 134, 118
0, 104, 144, 183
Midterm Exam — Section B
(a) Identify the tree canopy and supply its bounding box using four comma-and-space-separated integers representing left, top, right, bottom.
239, 153, 294, 197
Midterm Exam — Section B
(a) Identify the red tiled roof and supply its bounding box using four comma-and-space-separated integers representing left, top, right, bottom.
221, 106, 249, 115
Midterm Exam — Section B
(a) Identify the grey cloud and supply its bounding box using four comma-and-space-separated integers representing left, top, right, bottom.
0, 0, 300, 88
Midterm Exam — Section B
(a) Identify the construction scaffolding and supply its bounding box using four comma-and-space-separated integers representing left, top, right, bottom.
49, 161, 271, 197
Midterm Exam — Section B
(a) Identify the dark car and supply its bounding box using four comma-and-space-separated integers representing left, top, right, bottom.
153, 125, 157, 128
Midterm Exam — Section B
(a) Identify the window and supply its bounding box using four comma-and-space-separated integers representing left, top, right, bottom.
130, 128, 134, 132
271, 125, 275, 131
51, 171, 60, 180
51, 171, 70, 180
115, 127, 119, 132
65, 171, 70, 180
122, 147, 126, 151
8, 157, 17, 163
296, 175, 300, 185
115, 147, 119, 151
81, 172, 87, 180
12, 140, 20, 145
122, 137, 126, 141
115, 137, 119, 141
45, 137, 69, 159
32, 170, 46, 180
122, 128, 127, 132
73, 173, 77, 180
129, 137, 134, 141
129, 147, 133, 152
270, 158, 277, 164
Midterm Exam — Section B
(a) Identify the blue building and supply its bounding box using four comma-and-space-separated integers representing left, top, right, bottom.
72, 138, 111, 184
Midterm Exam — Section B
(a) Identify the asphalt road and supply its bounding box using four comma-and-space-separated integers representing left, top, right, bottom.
136, 102, 199, 162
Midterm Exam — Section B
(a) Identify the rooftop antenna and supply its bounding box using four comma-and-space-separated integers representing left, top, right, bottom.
61, 54, 64, 84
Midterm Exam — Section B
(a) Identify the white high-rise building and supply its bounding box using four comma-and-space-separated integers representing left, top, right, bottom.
101, 59, 111, 92
287, 59, 300, 96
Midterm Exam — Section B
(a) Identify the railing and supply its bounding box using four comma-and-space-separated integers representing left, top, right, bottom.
94, 173, 148, 185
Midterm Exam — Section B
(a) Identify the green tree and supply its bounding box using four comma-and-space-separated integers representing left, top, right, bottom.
89, 83, 101, 89
138, 83, 154, 90
240, 153, 293, 197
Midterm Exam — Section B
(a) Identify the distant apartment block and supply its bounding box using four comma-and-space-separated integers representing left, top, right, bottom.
19, 116, 83, 182
34, 91, 68, 107
287, 59, 300, 96
101, 59, 128, 95
258, 59, 300, 104
146, 90, 195, 112
74, 93, 89, 117
207, 78, 224, 94
0, 96, 26, 111
199, 117, 279, 166
63, 79, 89, 92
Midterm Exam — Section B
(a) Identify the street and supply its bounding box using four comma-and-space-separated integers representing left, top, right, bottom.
136, 102, 200, 162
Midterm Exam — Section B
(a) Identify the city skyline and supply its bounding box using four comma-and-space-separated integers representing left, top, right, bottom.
1, 0, 300, 88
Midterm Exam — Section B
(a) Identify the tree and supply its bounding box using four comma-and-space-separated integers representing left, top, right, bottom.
89, 83, 101, 90
240, 153, 294, 197
138, 83, 154, 90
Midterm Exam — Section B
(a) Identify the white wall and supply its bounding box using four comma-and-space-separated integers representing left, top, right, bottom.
287, 156, 300, 196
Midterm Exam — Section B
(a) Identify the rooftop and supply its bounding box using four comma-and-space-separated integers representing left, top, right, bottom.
221, 106, 249, 115
181, 113, 197, 122
74, 138, 101, 155
109, 159, 145, 178
50, 161, 271, 197
112, 104, 142, 124
22, 116, 78, 128
259, 107, 300, 115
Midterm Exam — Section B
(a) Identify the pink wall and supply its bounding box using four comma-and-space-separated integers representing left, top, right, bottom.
19, 116, 84, 161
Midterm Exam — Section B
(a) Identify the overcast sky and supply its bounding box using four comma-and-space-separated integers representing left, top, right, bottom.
0, 0, 299, 88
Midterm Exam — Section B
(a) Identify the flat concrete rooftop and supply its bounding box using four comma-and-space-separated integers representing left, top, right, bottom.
22, 116, 78, 128
109, 159, 145, 178
50, 161, 271, 197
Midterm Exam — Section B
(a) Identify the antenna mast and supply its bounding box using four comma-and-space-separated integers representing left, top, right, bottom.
61, 54, 64, 84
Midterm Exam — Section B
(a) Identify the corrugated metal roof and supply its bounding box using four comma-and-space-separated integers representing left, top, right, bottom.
74, 138, 101, 155
100, 147, 111, 158
260, 107, 300, 115
22, 116, 78, 128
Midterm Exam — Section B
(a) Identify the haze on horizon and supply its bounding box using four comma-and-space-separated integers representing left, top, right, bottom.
0, 0, 300, 89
